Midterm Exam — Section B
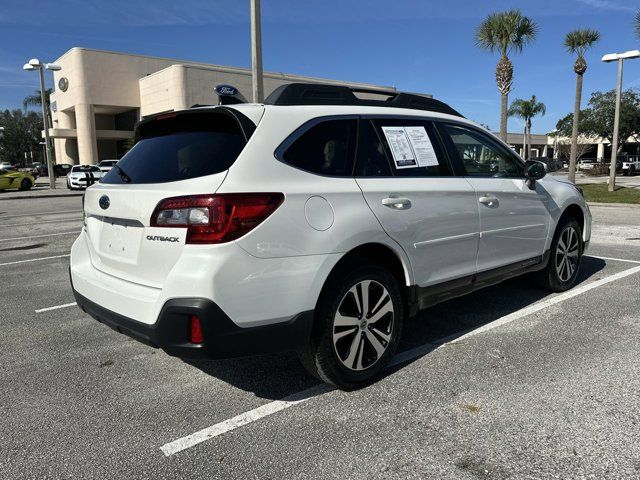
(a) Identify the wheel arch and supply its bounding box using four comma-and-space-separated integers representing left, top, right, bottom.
562, 203, 585, 234
314, 242, 411, 309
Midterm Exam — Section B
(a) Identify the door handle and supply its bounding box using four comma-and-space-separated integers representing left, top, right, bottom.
479, 195, 499, 207
382, 196, 412, 210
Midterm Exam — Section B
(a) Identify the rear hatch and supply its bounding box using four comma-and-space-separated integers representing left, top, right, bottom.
82, 107, 259, 288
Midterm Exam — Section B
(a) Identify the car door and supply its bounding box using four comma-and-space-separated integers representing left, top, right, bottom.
0, 170, 12, 189
355, 117, 480, 287
439, 122, 551, 273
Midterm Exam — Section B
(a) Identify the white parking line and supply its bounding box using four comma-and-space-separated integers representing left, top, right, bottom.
0, 231, 79, 242
35, 302, 77, 313
588, 255, 640, 265
0, 210, 82, 219
0, 254, 70, 267
2, 216, 83, 228
159, 262, 640, 457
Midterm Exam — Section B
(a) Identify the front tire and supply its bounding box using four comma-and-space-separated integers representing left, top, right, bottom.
299, 263, 403, 390
536, 216, 582, 292
19, 178, 32, 191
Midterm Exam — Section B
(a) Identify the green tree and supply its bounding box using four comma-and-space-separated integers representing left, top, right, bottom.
0, 109, 45, 166
507, 95, 546, 159
476, 9, 538, 142
564, 29, 600, 183
555, 89, 640, 153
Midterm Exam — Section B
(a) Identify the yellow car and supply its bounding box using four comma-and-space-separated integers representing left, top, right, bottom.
0, 168, 35, 191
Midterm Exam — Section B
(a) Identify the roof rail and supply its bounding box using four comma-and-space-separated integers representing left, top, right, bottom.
264, 83, 463, 117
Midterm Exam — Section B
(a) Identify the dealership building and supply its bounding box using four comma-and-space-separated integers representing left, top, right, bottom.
47, 48, 398, 166
47, 47, 638, 166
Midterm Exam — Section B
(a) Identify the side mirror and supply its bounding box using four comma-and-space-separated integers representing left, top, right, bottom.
525, 160, 546, 189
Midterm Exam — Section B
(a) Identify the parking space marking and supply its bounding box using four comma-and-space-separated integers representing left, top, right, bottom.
35, 302, 77, 313
0, 210, 82, 219
160, 384, 331, 456
2, 216, 83, 228
0, 231, 79, 242
0, 254, 70, 267
159, 263, 640, 457
447, 264, 640, 345
588, 255, 640, 265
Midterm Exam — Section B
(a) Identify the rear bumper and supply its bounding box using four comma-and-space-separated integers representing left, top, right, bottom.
71, 281, 313, 359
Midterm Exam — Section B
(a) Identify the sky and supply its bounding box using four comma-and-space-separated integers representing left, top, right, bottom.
0, 0, 639, 134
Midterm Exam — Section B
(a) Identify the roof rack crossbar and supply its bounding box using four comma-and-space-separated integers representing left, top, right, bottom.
264, 83, 463, 117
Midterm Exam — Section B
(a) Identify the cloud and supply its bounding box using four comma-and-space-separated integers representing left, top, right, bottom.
576, 0, 635, 12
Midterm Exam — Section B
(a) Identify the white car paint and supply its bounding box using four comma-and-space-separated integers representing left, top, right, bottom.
67, 165, 103, 189
70, 101, 591, 345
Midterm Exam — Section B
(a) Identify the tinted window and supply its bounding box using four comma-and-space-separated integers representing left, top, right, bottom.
373, 119, 451, 177
72, 166, 100, 173
354, 120, 391, 177
101, 111, 247, 184
443, 124, 524, 178
281, 119, 357, 176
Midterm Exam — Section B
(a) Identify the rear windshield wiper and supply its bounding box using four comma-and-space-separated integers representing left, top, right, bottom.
114, 165, 131, 183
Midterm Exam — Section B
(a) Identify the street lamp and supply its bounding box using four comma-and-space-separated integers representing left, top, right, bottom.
23, 58, 61, 189
250, 0, 264, 103
602, 49, 640, 192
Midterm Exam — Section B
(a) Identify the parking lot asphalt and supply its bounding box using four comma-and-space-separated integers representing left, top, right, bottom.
1, 196, 639, 479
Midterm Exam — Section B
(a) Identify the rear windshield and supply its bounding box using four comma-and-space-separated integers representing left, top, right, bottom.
101, 111, 248, 184
99, 161, 117, 167
73, 166, 101, 173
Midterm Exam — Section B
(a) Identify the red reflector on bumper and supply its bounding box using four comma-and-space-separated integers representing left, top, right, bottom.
189, 315, 203, 344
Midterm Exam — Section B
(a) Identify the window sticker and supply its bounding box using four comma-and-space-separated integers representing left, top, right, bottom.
404, 126, 439, 167
381, 126, 439, 169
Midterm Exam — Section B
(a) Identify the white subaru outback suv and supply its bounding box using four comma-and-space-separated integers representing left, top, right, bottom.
70, 83, 591, 389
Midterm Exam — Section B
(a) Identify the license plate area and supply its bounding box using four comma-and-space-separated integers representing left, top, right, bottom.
98, 217, 143, 263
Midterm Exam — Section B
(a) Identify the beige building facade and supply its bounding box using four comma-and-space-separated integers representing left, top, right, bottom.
48, 48, 397, 166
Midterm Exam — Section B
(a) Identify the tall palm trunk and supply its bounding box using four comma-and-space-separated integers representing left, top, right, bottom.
568, 72, 584, 184
500, 93, 509, 142
522, 127, 527, 158
496, 55, 513, 143
526, 118, 532, 160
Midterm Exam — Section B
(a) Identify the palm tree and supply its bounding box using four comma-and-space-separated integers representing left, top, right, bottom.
23, 89, 52, 112
476, 10, 538, 142
507, 95, 546, 160
564, 29, 600, 184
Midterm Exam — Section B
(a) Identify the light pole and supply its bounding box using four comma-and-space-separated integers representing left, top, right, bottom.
23, 58, 61, 189
250, 0, 264, 103
602, 50, 640, 192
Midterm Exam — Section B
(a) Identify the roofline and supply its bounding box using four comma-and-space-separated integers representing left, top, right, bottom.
54, 47, 398, 92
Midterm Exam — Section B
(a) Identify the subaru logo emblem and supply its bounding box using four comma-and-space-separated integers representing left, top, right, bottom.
99, 195, 110, 210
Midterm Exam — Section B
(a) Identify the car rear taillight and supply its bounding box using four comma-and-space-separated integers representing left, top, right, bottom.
150, 193, 284, 244
189, 315, 203, 344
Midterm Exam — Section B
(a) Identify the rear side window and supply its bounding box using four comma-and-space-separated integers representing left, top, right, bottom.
101, 111, 248, 184
354, 120, 392, 177
371, 119, 451, 177
280, 119, 357, 176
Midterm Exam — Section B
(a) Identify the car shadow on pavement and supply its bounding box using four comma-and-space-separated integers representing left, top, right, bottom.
187, 256, 606, 400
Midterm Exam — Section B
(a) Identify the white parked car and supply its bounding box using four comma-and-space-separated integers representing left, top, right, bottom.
70, 83, 592, 389
620, 157, 640, 176
97, 159, 118, 174
66, 165, 103, 190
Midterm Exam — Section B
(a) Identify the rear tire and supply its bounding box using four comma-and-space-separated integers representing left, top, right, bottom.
536, 216, 582, 292
299, 262, 404, 390
19, 178, 32, 191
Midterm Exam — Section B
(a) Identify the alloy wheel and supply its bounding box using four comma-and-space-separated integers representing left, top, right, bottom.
555, 226, 580, 282
332, 280, 394, 371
